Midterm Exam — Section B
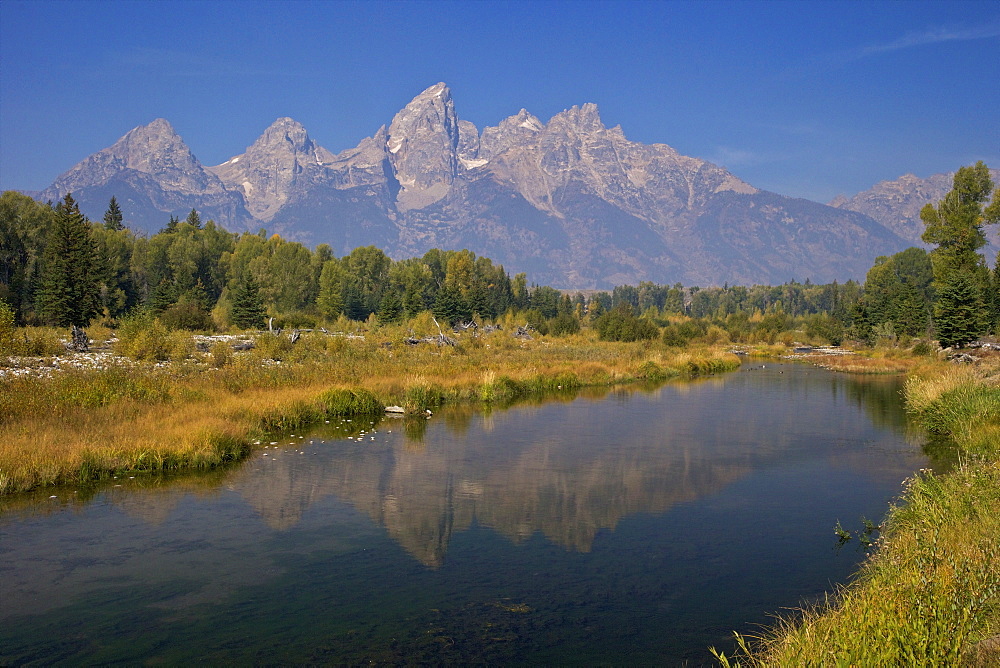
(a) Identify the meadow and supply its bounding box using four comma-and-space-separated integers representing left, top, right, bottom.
0, 320, 740, 495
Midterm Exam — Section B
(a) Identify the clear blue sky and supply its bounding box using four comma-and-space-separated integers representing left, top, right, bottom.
1, 0, 998, 203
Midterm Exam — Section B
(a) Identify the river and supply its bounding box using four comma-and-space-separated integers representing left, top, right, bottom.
0, 362, 934, 664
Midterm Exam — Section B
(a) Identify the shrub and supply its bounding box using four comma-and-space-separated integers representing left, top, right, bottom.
0, 299, 20, 356
271, 312, 319, 330
662, 320, 705, 347
547, 313, 581, 336
167, 331, 194, 364
254, 333, 293, 360
595, 307, 659, 342
804, 314, 845, 346
115, 311, 170, 361
159, 295, 214, 331
21, 327, 66, 356
210, 340, 232, 367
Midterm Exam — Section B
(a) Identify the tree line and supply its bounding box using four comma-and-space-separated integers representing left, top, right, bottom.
1, 162, 997, 347
1, 192, 533, 330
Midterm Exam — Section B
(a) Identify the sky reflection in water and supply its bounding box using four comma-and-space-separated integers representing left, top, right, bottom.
0, 362, 932, 664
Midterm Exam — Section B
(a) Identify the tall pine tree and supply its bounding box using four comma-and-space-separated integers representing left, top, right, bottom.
185, 208, 202, 229
933, 272, 987, 348
230, 274, 266, 330
103, 196, 124, 231
37, 194, 102, 327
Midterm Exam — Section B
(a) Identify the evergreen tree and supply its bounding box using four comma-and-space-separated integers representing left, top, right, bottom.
0, 191, 56, 322
230, 274, 266, 330
185, 208, 202, 229
103, 196, 124, 231
403, 284, 425, 317
920, 162, 998, 346
377, 290, 404, 324
992, 261, 1000, 335
36, 194, 102, 327
316, 260, 344, 321
846, 299, 874, 345
894, 281, 930, 338
342, 281, 368, 321
161, 215, 179, 234
933, 271, 987, 348
432, 284, 471, 326
148, 278, 176, 314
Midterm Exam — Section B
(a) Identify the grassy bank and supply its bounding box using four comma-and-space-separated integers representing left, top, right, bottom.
0, 329, 740, 495
714, 353, 1000, 666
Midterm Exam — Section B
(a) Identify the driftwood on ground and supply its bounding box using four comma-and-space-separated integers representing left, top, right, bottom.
70, 326, 89, 352
513, 324, 533, 340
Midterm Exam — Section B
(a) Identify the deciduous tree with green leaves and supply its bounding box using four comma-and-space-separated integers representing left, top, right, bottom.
921, 162, 999, 281
920, 162, 999, 346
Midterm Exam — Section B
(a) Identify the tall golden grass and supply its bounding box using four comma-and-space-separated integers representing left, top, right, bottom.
0, 330, 740, 495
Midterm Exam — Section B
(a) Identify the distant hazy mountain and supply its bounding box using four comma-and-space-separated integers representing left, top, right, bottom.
37, 82, 915, 288
829, 168, 1000, 262
40, 118, 253, 233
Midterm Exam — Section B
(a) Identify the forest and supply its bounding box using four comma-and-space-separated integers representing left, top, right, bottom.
2, 162, 999, 353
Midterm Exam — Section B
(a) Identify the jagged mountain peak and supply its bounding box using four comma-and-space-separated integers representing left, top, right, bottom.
479, 108, 545, 161
386, 82, 461, 211
831, 168, 1000, 254
39, 117, 249, 232
109, 118, 201, 173
208, 117, 336, 221
548, 102, 605, 133
511, 108, 544, 131
43, 117, 223, 197
254, 117, 313, 150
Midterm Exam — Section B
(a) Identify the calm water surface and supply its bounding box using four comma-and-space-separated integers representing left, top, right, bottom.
0, 362, 933, 664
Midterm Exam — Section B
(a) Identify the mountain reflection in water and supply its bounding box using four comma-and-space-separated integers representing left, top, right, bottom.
0, 362, 933, 664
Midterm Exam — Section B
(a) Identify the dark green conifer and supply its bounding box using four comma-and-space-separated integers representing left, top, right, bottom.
403, 285, 425, 317
185, 208, 202, 229
377, 290, 404, 324
933, 271, 987, 348
992, 261, 1000, 334
103, 196, 124, 231
36, 194, 102, 327
432, 284, 471, 326
230, 274, 266, 330
149, 279, 176, 314
161, 215, 179, 234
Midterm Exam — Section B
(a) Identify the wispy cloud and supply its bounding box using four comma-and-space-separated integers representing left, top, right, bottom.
835, 22, 1000, 63
782, 20, 1000, 79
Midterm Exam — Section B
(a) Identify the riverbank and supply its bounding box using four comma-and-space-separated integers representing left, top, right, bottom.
0, 330, 740, 496
715, 352, 1000, 665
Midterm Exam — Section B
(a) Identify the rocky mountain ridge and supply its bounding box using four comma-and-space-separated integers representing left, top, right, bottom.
830, 168, 1000, 258
36, 82, 946, 288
